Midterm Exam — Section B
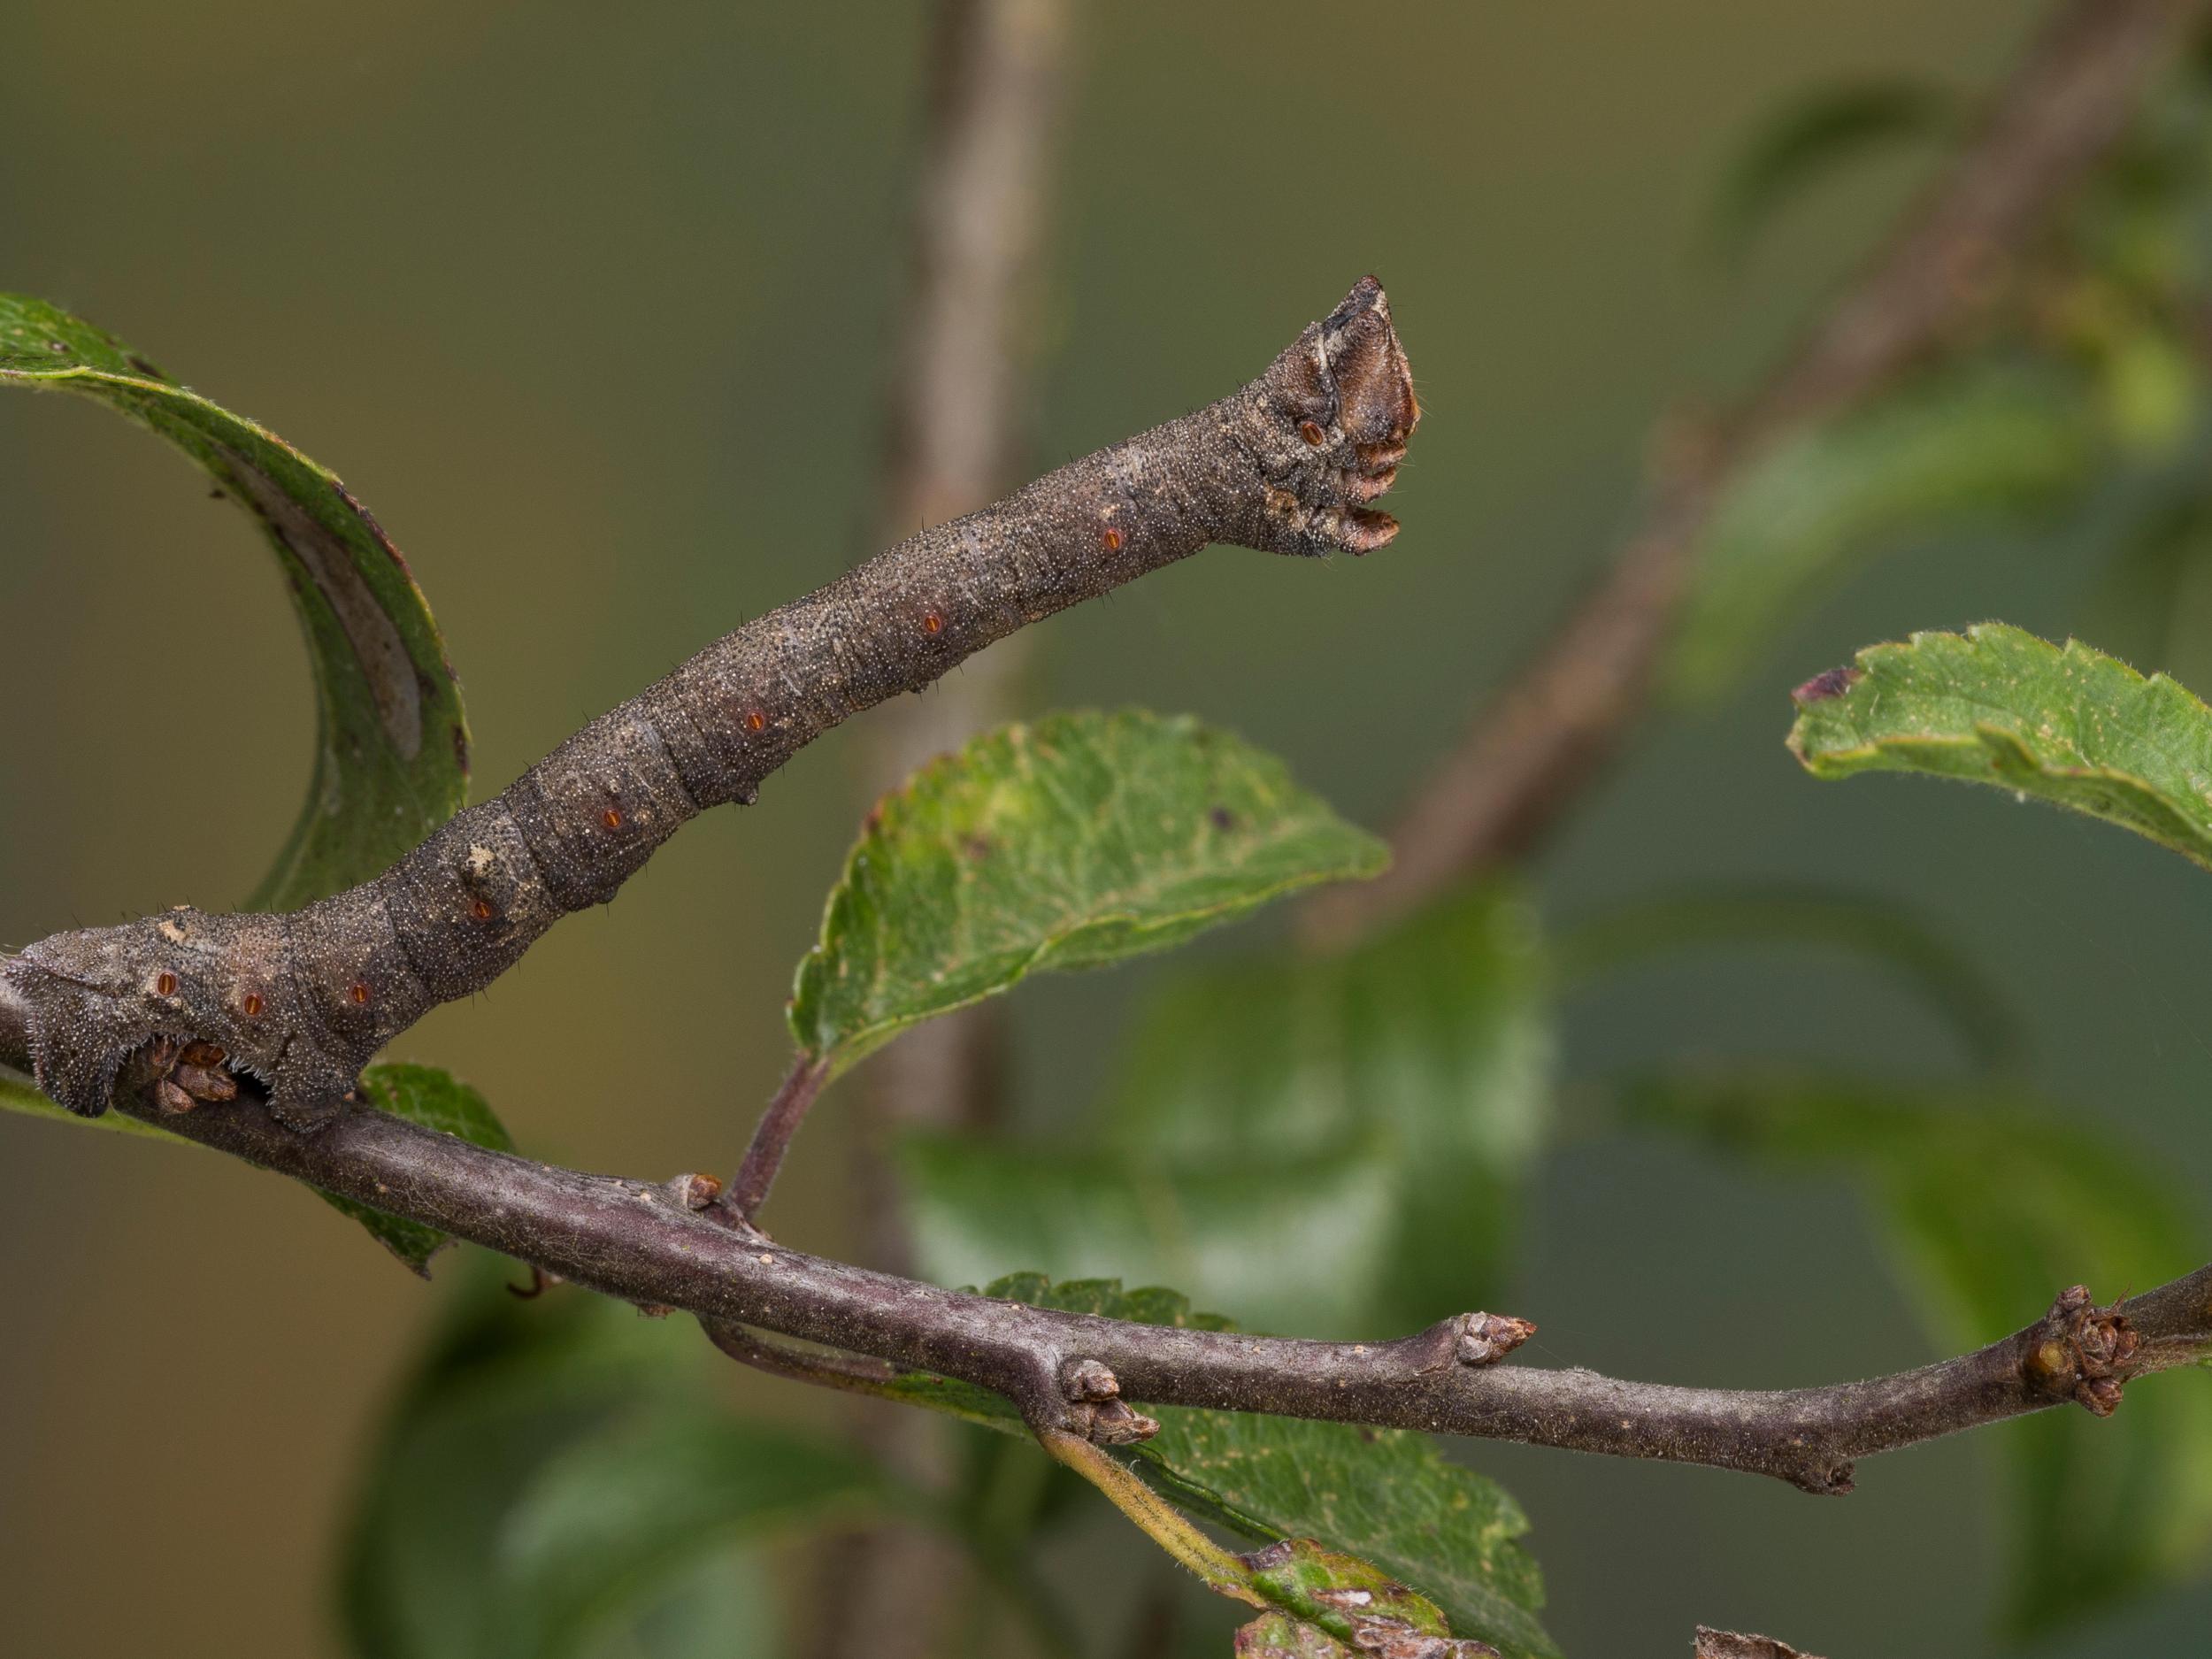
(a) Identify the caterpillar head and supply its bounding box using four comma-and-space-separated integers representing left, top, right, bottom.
1244, 275, 1420, 557
4, 927, 171, 1118
3, 912, 250, 1118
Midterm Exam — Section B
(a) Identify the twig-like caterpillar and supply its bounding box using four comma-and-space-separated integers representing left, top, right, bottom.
4, 279, 1417, 1130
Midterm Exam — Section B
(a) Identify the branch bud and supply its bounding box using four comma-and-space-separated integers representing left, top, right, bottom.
1455, 1312, 1537, 1367
1058, 1356, 1160, 1445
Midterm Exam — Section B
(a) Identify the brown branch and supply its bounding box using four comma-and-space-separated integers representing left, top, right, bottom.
12, 1033, 2202, 1498
1302, 0, 2206, 947
704, 1322, 902, 1396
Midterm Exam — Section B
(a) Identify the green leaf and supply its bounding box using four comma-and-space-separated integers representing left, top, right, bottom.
899, 1135, 1402, 1339
1236, 1611, 1352, 1658
342, 1256, 877, 1659
493, 1406, 889, 1658
342, 1256, 718, 1659
788, 710, 1389, 1076
1715, 79, 1956, 260
1671, 366, 2099, 701
883, 1276, 1557, 1659
1629, 1072, 2212, 1632
1555, 885, 2021, 1067
1787, 623, 2212, 872
1141, 1410, 1554, 1659
1103, 883, 1553, 1330
1237, 1540, 1502, 1656
900, 885, 1548, 1341
325, 1065, 517, 1273
570, 1555, 769, 1659
0, 293, 470, 910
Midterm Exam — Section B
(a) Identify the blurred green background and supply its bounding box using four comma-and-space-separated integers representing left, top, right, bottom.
4, 1, 2210, 1655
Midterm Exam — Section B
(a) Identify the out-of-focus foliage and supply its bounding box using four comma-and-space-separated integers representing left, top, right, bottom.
901, 884, 1551, 1338
1631, 1073, 2212, 1632
1555, 885, 2022, 1067
1674, 52, 2212, 701
790, 710, 1388, 1079
342, 1256, 897, 1659
1105, 884, 1551, 1330
1712, 78, 1958, 263
1671, 365, 2101, 699
900, 1135, 1402, 1340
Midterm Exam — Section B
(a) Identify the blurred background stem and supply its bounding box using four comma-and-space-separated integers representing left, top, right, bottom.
819, 2, 1075, 1654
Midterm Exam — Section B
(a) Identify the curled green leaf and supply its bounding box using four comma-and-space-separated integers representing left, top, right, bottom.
1, 293, 470, 910
2, 298, 509, 1263
1787, 623, 2212, 870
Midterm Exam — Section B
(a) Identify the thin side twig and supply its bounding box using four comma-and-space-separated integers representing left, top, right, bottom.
720, 1055, 831, 1223
1302, 0, 2206, 946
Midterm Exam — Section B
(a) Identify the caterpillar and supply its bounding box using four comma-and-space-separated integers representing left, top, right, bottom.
3, 278, 1417, 1131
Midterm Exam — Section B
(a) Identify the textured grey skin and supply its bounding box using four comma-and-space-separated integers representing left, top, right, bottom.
4, 279, 1417, 1129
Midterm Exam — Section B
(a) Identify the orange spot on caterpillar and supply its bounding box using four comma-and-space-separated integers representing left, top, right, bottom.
744, 710, 766, 733
602, 806, 624, 829
1101, 526, 1124, 553
470, 898, 495, 921
1299, 420, 1326, 446
155, 972, 178, 997
349, 981, 371, 1006
242, 992, 265, 1018
923, 612, 943, 635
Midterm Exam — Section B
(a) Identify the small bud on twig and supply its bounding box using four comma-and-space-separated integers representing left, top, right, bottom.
1059, 1356, 1160, 1445
2023, 1283, 2141, 1417
663, 1171, 723, 1211
1456, 1312, 1537, 1367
